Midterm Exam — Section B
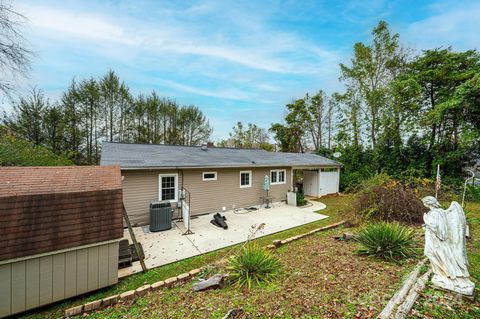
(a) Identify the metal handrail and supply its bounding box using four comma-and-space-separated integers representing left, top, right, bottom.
181, 187, 191, 211
180, 187, 193, 235
462, 169, 475, 207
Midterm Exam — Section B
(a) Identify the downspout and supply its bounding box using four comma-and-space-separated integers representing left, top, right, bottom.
177, 167, 183, 219
317, 168, 321, 198
290, 168, 294, 192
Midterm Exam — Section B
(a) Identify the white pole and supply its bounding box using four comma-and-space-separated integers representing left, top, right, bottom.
462, 170, 475, 208
435, 165, 440, 199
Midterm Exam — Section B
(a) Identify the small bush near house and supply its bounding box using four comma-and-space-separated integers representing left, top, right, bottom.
296, 191, 308, 206
352, 174, 427, 224
228, 242, 281, 289
356, 222, 417, 262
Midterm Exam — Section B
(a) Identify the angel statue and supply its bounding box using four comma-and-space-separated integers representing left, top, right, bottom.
421, 196, 475, 296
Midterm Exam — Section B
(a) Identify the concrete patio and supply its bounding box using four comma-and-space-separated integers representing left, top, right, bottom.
119, 200, 328, 278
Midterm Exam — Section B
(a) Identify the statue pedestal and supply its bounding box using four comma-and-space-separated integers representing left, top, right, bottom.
432, 274, 475, 297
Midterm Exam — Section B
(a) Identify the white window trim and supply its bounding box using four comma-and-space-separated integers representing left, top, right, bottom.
239, 170, 252, 188
202, 171, 217, 181
158, 173, 178, 202
270, 169, 286, 185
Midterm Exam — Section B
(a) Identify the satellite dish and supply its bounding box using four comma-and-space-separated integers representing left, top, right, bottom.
333, 152, 342, 158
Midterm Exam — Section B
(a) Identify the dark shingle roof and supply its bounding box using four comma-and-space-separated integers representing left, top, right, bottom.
100, 142, 341, 169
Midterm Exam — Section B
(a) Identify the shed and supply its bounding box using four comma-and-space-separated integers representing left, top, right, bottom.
0, 165, 123, 318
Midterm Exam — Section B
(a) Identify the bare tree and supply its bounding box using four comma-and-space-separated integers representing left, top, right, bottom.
0, 1, 31, 95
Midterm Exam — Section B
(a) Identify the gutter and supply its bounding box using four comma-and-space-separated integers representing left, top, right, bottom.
117, 163, 342, 170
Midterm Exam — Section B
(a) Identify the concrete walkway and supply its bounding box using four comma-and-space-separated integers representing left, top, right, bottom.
119, 200, 327, 278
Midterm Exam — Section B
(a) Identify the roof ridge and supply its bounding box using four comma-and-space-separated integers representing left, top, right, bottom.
103, 141, 269, 151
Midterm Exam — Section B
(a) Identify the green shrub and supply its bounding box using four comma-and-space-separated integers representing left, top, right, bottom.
466, 184, 480, 202
228, 242, 281, 289
0, 130, 73, 166
356, 222, 417, 262
296, 191, 308, 206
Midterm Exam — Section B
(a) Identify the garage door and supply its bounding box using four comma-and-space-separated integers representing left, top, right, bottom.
303, 170, 318, 197
319, 169, 339, 196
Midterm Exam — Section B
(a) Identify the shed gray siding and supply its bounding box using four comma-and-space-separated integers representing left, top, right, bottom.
0, 241, 119, 318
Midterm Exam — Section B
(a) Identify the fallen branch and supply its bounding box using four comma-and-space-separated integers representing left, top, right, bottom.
378, 258, 427, 319
394, 269, 432, 319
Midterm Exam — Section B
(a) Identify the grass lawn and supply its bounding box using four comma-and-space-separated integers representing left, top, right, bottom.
20, 195, 353, 319
29, 194, 420, 319
85, 226, 417, 319
408, 201, 480, 319
21, 196, 478, 319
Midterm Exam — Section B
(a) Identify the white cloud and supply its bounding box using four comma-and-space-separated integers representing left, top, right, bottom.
19, 5, 139, 45
18, 2, 340, 75
405, 3, 480, 51
155, 78, 252, 101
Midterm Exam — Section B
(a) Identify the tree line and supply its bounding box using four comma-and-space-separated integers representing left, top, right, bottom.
218, 122, 272, 151
269, 21, 480, 188
0, 0, 478, 190
2, 70, 213, 164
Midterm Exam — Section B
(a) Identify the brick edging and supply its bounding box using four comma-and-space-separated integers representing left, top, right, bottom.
64, 268, 201, 317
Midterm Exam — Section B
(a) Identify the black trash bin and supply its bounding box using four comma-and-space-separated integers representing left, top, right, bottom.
149, 200, 173, 232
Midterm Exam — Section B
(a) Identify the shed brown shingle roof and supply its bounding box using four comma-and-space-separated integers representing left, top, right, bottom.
0, 165, 123, 261
0, 165, 122, 198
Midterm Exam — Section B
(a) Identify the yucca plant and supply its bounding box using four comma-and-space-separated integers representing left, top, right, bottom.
356, 222, 417, 262
228, 242, 281, 289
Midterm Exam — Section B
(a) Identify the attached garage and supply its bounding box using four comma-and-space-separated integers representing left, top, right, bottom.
0, 166, 123, 318
302, 167, 340, 197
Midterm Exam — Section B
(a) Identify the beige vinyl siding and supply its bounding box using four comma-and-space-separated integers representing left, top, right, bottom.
122, 169, 182, 226
121, 167, 291, 225
182, 167, 291, 215
0, 241, 118, 318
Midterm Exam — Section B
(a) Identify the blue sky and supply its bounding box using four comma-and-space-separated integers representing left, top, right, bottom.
7, 0, 480, 139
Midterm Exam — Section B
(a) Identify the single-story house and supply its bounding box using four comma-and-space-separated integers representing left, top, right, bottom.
0, 166, 123, 318
100, 142, 341, 226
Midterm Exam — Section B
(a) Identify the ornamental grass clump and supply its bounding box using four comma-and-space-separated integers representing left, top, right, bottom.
228, 242, 281, 289
356, 222, 417, 262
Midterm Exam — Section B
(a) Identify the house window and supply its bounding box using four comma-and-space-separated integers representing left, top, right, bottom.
202, 171, 217, 181
240, 171, 252, 188
271, 169, 286, 185
159, 173, 178, 202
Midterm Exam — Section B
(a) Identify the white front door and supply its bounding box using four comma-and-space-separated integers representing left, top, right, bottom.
303, 170, 318, 197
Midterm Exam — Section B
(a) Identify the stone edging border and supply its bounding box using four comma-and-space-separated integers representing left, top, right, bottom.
266, 220, 346, 250
64, 220, 347, 318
